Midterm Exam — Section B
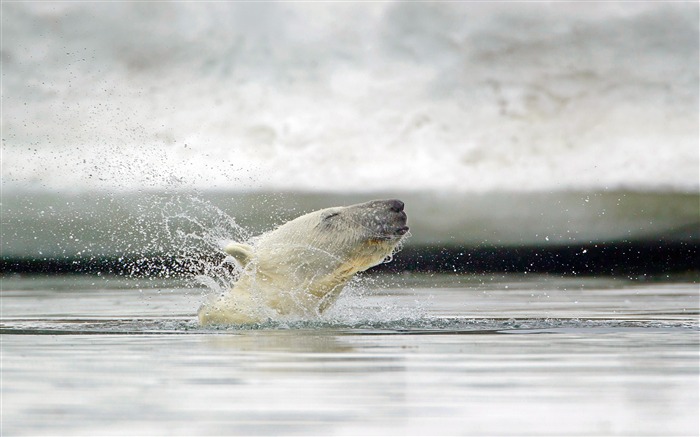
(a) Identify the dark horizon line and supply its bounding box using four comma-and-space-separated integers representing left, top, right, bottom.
1, 240, 698, 277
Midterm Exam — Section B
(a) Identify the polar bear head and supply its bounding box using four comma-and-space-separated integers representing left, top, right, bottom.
200, 199, 408, 324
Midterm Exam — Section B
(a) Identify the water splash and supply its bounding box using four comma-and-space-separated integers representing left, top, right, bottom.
117, 194, 251, 291
318, 274, 427, 325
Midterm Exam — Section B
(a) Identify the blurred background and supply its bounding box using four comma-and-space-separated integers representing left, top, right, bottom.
2, 1, 698, 275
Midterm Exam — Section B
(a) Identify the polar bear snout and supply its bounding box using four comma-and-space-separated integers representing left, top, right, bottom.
393, 209, 408, 235
350, 199, 409, 240
379, 199, 408, 237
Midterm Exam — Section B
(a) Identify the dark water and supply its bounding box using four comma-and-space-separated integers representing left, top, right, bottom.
1, 273, 698, 436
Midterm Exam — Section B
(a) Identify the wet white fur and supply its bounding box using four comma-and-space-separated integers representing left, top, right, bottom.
198, 201, 406, 325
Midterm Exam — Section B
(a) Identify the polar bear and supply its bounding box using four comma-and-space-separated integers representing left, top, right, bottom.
198, 199, 409, 325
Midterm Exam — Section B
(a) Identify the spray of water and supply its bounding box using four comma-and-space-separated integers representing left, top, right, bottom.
115, 194, 250, 290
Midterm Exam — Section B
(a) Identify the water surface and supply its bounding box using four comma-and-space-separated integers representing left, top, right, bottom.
2, 273, 698, 436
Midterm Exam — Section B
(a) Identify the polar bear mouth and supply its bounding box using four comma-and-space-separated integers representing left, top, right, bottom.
387, 203, 408, 237
382, 209, 409, 239
376, 224, 408, 241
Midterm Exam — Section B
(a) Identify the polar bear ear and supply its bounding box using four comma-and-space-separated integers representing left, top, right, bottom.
223, 242, 255, 267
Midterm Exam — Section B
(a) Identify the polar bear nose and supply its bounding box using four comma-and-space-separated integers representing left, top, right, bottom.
388, 199, 404, 212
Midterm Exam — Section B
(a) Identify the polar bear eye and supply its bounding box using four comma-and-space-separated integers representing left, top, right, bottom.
323, 212, 340, 220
